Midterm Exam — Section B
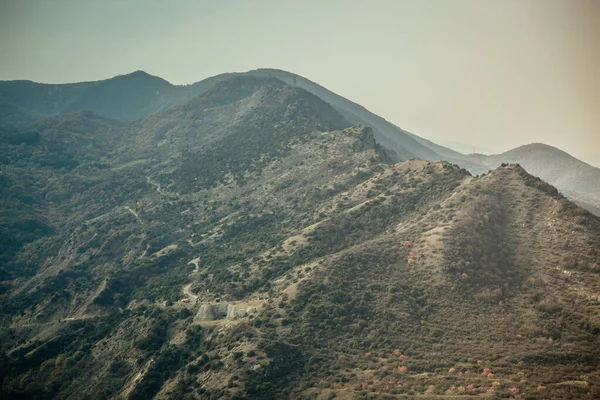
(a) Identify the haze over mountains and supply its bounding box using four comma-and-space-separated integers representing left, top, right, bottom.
0, 71, 599, 399
2, 69, 598, 216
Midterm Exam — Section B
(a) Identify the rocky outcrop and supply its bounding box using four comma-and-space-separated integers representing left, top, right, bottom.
226, 305, 258, 319
351, 126, 377, 152
350, 125, 395, 163
195, 303, 228, 321
194, 303, 259, 321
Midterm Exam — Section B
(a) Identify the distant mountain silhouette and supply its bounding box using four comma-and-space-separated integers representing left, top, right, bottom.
0, 71, 207, 123
466, 143, 600, 212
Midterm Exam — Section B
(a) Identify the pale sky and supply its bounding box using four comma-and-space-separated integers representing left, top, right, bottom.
1, 0, 598, 166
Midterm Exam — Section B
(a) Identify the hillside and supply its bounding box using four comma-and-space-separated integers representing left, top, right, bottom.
0, 74, 599, 399
243, 69, 444, 162
249, 162, 600, 399
0, 110, 123, 269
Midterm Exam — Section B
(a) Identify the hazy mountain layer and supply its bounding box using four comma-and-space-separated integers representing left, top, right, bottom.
466, 143, 600, 211
0, 71, 211, 124
4, 69, 598, 217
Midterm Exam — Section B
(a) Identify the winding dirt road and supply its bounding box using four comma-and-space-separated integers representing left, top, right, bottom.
182, 283, 199, 302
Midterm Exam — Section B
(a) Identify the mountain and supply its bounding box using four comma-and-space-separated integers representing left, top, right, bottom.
0, 69, 451, 162
466, 143, 600, 212
118, 75, 351, 178
395, 135, 600, 216
1, 73, 599, 399
246, 71, 600, 214
0, 71, 211, 124
243, 69, 444, 161
5, 69, 600, 218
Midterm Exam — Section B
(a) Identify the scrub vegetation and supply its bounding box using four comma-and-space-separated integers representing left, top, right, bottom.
1, 75, 599, 399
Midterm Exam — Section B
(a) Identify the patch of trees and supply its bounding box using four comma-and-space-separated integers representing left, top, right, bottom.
0, 129, 40, 145
170, 89, 346, 194
0, 311, 128, 399
2, 268, 94, 314
444, 190, 519, 294
243, 340, 304, 398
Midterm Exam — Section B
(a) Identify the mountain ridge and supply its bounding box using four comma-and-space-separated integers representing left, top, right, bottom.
2, 69, 599, 216
467, 142, 600, 212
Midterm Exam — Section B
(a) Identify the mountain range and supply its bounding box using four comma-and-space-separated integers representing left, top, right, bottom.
0, 71, 599, 399
2, 69, 599, 216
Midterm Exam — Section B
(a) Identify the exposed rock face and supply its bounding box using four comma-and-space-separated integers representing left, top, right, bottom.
352, 126, 377, 152
349, 125, 396, 163
195, 303, 228, 321
226, 305, 258, 319
194, 303, 259, 321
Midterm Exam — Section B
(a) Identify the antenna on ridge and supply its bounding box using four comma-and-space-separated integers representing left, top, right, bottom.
292, 75, 297, 88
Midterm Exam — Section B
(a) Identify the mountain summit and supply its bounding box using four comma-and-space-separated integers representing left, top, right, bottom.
467, 143, 600, 212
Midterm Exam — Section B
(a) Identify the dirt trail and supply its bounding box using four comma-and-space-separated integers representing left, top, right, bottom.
146, 176, 176, 198
182, 283, 199, 302
188, 258, 200, 272
124, 206, 143, 224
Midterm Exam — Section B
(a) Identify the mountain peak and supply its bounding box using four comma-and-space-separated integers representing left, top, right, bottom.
110, 70, 172, 86
126, 70, 152, 77
512, 142, 571, 156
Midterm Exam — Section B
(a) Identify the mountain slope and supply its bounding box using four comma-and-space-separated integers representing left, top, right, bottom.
271, 163, 600, 399
467, 143, 600, 211
0, 75, 396, 399
0, 110, 123, 273
244, 68, 447, 161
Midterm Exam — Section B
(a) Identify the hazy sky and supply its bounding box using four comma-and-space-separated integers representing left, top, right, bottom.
1, 0, 598, 166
